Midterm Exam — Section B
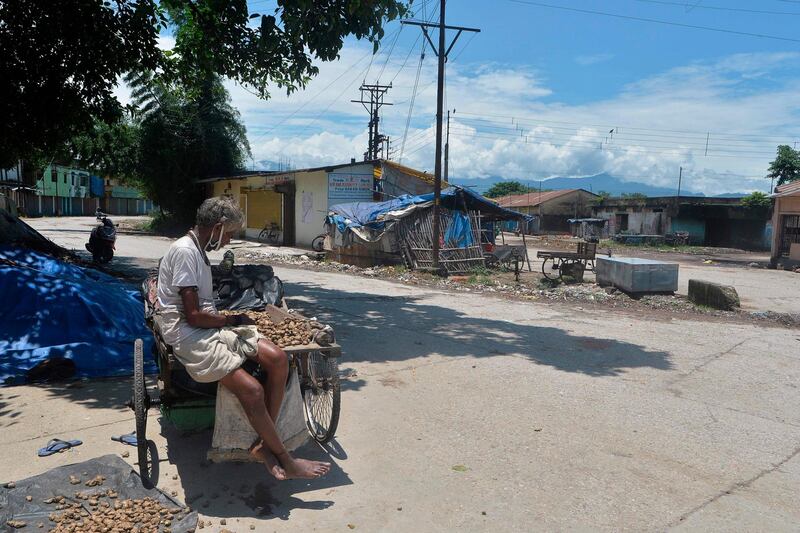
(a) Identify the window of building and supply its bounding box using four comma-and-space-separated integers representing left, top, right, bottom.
615, 213, 629, 231
50, 168, 57, 182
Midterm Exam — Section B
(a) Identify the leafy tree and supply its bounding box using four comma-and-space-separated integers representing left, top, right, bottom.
766, 145, 800, 189
70, 118, 141, 180
128, 73, 251, 222
0, 0, 407, 167
740, 191, 772, 210
485, 181, 534, 198
596, 190, 611, 199
0, 0, 163, 168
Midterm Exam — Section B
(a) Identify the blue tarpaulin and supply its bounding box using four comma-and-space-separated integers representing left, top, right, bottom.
328, 186, 524, 233
0, 246, 155, 385
90, 175, 105, 198
444, 210, 475, 248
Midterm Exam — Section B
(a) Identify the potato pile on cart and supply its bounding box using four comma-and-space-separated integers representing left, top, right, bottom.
134, 263, 341, 482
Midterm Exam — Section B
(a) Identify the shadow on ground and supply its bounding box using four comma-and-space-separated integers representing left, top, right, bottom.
2, 278, 672, 416
285, 281, 673, 380
159, 423, 351, 521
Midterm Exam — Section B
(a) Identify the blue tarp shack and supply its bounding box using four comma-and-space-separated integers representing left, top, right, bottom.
0, 246, 155, 385
326, 186, 525, 272
328, 186, 524, 240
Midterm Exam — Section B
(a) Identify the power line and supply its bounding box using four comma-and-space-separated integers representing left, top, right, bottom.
389, 32, 423, 84
452, 118, 790, 152
506, 0, 800, 43
399, 37, 428, 162
455, 111, 799, 142
376, 25, 404, 82
446, 129, 779, 160
248, 26, 402, 144
448, 125, 780, 156
633, 0, 800, 16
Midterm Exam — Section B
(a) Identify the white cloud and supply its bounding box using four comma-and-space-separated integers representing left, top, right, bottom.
111, 36, 800, 195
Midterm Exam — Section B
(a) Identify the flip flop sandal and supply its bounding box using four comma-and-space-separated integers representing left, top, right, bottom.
38, 438, 82, 457
111, 432, 138, 446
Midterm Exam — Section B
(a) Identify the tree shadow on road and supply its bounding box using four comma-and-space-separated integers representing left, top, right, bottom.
286, 281, 673, 381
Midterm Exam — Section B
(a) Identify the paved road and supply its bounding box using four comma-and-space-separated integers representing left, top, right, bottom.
3, 216, 799, 531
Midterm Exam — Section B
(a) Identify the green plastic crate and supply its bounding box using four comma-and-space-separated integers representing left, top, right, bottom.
160, 399, 216, 431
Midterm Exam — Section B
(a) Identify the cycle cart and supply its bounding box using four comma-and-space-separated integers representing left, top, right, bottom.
537, 241, 602, 282
131, 266, 341, 483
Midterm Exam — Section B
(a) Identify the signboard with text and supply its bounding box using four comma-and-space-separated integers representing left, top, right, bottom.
328, 173, 373, 203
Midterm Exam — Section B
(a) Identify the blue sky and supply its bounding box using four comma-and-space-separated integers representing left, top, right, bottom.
144, 1, 800, 194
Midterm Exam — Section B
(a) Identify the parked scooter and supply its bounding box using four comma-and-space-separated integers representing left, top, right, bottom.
85, 211, 117, 263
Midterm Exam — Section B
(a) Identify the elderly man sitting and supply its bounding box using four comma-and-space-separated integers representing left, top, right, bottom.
156, 197, 330, 480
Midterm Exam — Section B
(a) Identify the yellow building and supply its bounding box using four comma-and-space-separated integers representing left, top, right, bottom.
770, 180, 800, 267
201, 159, 437, 248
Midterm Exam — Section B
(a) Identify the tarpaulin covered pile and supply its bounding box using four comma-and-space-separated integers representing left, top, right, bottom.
0, 245, 155, 385
327, 186, 524, 243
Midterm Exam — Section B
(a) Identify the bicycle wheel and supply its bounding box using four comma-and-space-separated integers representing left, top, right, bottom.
541, 257, 559, 280
258, 229, 269, 243
132, 339, 151, 484
301, 351, 340, 444
311, 235, 325, 252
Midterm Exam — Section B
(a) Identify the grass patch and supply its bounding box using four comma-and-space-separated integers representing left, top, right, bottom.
466, 265, 493, 285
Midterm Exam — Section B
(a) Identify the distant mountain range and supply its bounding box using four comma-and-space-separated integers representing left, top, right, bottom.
451, 172, 749, 198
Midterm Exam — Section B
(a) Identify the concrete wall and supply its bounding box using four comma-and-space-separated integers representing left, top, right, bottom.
595, 207, 671, 237
295, 170, 329, 247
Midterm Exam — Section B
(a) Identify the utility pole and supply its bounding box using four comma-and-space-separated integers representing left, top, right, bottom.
677, 166, 683, 197
444, 109, 452, 183
351, 83, 392, 161
402, 8, 480, 272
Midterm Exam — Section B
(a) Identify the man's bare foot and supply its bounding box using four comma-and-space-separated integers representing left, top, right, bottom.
277, 452, 331, 479
249, 440, 286, 481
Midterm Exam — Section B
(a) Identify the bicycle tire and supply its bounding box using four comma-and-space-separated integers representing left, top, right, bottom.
301, 352, 340, 444
133, 339, 150, 484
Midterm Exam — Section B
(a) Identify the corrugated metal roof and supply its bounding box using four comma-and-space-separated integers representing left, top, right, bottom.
773, 180, 800, 197
495, 189, 586, 208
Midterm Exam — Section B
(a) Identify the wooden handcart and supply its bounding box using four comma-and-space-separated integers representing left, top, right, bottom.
536, 241, 599, 282
131, 270, 341, 484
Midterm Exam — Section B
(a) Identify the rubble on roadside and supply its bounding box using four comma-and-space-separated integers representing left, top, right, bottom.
237, 249, 800, 328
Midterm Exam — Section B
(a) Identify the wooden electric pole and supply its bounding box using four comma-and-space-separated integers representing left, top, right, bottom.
402, 6, 479, 272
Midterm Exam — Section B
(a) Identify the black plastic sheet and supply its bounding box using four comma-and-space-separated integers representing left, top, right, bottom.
211, 264, 284, 311
0, 455, 197, 532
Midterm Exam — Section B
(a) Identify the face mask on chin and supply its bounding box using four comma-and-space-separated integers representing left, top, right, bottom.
205, 223, 225, 252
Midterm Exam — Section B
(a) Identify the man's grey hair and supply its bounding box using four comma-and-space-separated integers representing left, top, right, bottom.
196, 196, 244, 229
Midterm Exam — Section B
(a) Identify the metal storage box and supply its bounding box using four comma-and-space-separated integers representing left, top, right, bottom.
595, 257, 678, 293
